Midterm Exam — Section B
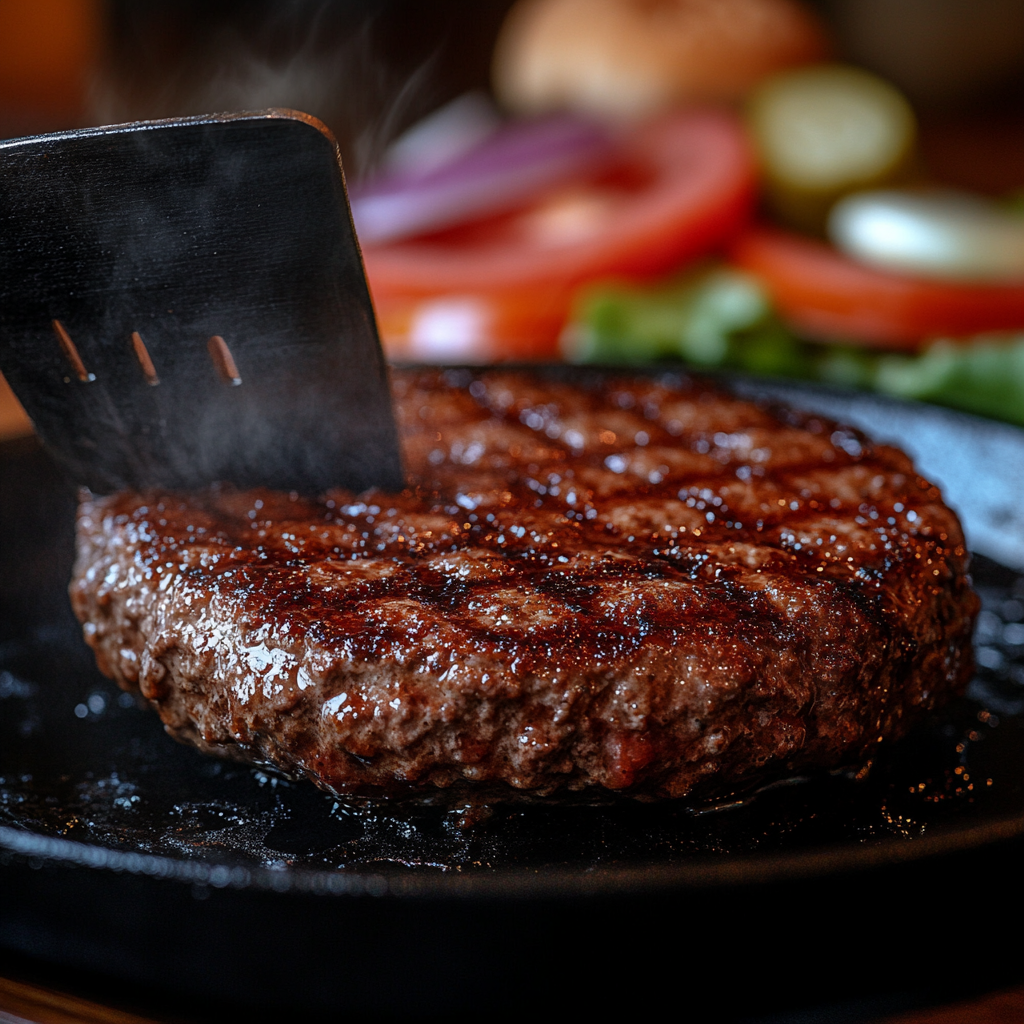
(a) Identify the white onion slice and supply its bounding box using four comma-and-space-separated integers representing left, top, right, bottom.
829, 189, 1024, 281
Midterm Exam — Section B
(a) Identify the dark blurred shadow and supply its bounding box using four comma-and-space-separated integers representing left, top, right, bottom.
815, 0, 1024, 110
812, 0, 1024, 194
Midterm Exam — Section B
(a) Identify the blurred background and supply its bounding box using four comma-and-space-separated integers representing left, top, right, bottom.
5, 0, 1024, 177
2, 0, 1024, 435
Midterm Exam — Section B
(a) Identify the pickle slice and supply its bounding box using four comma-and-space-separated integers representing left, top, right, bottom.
749, 64, 916, 233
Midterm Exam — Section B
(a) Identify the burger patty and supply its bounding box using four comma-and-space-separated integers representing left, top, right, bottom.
70, 368, 978, 801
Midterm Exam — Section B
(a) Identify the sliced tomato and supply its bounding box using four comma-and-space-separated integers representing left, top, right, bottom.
363, 111, 757, 361
731, 225, 1024, 349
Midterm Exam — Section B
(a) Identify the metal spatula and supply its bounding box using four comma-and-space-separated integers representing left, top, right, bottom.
0, 109, 403, 495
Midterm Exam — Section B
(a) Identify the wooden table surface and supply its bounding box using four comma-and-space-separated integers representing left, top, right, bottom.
3, 972, 1024, 1023
0, 976, 164, 1024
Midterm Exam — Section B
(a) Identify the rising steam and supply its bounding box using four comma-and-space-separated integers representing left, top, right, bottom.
89, 1, 447, 179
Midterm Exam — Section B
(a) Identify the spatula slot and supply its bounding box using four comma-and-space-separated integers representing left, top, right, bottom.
207, 335, 242, 386
52, 320, 95, 383
130, 331, 160, 386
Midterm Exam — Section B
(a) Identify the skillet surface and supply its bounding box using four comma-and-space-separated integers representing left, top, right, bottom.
2, 373, 1023, 1015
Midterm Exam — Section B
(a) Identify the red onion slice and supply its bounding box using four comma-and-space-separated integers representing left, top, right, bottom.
350, 115, 615, 245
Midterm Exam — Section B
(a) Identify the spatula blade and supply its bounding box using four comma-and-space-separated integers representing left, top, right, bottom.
0, 109, 403, 495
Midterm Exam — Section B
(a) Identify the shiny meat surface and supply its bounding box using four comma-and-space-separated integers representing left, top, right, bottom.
70, 369, 978, 801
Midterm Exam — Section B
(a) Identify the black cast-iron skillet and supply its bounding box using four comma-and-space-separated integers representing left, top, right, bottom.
2, 371, 1023, 1020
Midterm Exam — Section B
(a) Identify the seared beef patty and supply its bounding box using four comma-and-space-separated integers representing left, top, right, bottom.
71, 369, 978, 801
